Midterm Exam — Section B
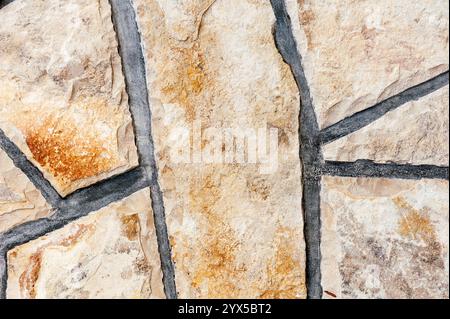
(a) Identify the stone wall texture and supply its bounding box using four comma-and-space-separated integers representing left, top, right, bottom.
0, 0, 448, 300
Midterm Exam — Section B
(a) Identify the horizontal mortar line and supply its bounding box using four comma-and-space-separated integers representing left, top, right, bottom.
322, 160, 449, 180
320, 71, 450, 145
0, 128, 62, 207
0, 166, 150, 252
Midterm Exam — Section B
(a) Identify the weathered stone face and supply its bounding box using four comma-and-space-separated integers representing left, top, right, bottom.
134, 0, 306, 298
0, 149, 52, 234
321, 176, 449, 299
323, 86, 450, 165
0, 0, 139, 197
286, 0, 449, 128
6, 188, 165, 299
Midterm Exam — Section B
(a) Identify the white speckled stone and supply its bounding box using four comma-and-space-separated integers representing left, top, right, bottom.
321, 176, 449, 299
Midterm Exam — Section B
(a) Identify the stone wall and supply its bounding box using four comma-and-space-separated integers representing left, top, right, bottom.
0, 0, 448, 299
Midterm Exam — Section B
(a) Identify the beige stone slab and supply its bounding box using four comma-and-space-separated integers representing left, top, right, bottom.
0, 0, 139, 197
134, 0, 306, 298
321, 176, 449, 299
0, 149, 52, 234
6, 188, 165, 299
286, 0, 449, 128
323, 86, 450, 165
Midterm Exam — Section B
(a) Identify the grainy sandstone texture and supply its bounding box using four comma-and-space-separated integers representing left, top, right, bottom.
321, 176, 449, 299
134, 0, 306, 298
0, 0, 138, 197
286, 0, 449, 128
0, 149, 52, 234
6, 188, 165, 299
323, 86, 450, 165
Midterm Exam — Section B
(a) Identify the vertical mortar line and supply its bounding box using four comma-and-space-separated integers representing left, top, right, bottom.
109, 0, 177, 299
0, 249, 6, 299
270, 0, 323, 299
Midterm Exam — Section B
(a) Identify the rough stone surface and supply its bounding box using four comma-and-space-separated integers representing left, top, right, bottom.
134, 0, 306, 298
0, 0, 139, 197
286, 0, 449, 128
0, 149, 52, 234
323, 86, 450, 165
321, 176, 449, 299
6, 188, 165, 299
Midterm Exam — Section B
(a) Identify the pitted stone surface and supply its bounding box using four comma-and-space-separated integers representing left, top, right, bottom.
0, 0, 138, 197
6, 188, 165, 299
134, 0, 306, 298
321, 176, 449, 299
0, 149, 52, 234
286, 0, 449, 128
323, 86, 450, 165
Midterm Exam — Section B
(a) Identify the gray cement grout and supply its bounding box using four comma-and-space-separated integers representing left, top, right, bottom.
322, 160, 449, 180
320, 72, 450, 145
109, 0, 177, 299
0, 0, 14, 10
271, 0, 323, 299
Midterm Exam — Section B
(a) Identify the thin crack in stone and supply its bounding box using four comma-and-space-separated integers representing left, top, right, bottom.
320, 71, 450, 145
271, 0, 323, 299
109, 0, 177, 299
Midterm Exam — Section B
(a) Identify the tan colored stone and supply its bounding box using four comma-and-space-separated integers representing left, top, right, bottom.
0, 0, 139, 197
286, 0, 449, 128
6, 188, 165, 299
323, 86, 450, 165
321, 176, 449, 299
134, 0, 306, 298
0, 149, 52, 234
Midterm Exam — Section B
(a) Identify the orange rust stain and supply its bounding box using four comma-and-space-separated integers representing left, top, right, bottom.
394, 197, 436, 242
161, 43, 209, 122
25, 115, 116, 185
121, 214, 140, 241
60, 224, 93, 247
19, 252, 42, 299
259, 228, 306, 299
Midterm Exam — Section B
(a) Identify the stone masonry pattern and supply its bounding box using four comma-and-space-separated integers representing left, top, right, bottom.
0, 0, 448, 299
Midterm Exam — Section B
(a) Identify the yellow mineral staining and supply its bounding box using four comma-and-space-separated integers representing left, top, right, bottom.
121, 214, 140, 241
25, 112, 117, 187
394, 197, 436, 242
18, 252, 42, 299
161, 43, 209, 122
259, 228, 306, 299
187, 175, 245, 298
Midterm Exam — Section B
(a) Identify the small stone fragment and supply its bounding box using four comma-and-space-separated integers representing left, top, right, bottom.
6, 189, 165, 299
323, 86, 450, 166
0, 149, 52, 234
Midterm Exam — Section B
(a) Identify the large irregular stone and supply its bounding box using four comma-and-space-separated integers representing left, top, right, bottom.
7, 188, 165, 299
0, 0, 139, 197
323, 86, 450, 165
321, 176, 449, 299
286, 0, 449, 128
0, 149, 52, 234
134, 0, 306, 298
